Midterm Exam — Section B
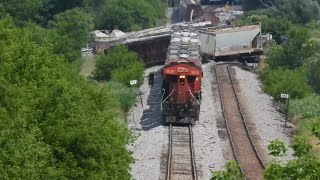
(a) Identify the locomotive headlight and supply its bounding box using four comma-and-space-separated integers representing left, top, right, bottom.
179, 75, 185, 78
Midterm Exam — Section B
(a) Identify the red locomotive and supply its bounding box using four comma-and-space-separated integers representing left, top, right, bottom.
161, 24, 202, 125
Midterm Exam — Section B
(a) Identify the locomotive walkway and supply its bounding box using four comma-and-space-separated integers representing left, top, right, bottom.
166, 124, 197, 180
215, 64, 265, 179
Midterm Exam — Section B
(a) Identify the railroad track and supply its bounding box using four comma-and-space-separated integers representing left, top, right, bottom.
166, 124, 197, 180
214, 64, 265, 180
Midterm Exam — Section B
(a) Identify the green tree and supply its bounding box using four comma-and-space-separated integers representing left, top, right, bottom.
94, 45, 144, 86
0, 0, 43, 25
266, 26, 315, 69
261, 68, 312, 100
97, 0, 165, 31
0, 18, 133, 179
48, 8, 94, 62
306, 58, 320, 94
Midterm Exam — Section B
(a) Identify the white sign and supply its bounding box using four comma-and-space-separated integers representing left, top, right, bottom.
280, 93, 289, 99
130, 80, 138, 86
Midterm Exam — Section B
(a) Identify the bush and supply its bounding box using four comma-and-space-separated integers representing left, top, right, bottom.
211, 161, 244, 180
105, 81, 136, 112
306, 59, 320, 94
94, 45, 144, 86
96, 0, 165, 31
261, 68, 312, 100
266, 26, 316, 69
289, 95, 320, 119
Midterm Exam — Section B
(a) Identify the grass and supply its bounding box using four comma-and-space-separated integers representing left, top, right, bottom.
289, 95, 320, 158
80, 54, 97, 78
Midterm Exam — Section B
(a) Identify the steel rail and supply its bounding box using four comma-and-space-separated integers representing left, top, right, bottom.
189, 125, 198, 180
226, 65, 266, 169
166, 124, 173, 180
166, 124, 197, 180
214, 63, 265, 179
214, 64, 245, 176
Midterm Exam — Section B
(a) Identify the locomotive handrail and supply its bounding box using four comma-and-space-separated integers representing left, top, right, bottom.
187, 90, 200, 106
161, 88, 175, 110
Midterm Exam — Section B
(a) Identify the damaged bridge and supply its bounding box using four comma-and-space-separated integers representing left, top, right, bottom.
90, 26, 173, 66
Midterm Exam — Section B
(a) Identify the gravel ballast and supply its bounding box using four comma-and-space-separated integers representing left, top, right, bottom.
127, 66, 168, 180
193, 62, 227, 179
232, 66, 294, 163
128, 63, 294, 180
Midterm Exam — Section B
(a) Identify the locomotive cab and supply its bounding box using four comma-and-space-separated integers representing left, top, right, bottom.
161, 63, 202, 125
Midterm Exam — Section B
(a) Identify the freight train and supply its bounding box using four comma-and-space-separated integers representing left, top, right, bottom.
161, 24, 202, 125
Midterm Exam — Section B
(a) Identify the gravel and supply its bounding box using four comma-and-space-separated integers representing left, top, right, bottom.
232, 66, 295, 163
127, 63, 295, 180
128, 63, 229, 180
192, 61, 227, 179
127, 66, 168, 180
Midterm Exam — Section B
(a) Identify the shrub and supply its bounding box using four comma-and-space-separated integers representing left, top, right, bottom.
94, 45, 144, 86
289, 95, 320, 119
306, 59, 320, 94
266, 26, 315, 70
261, 68, 312, 100
105, 81, 136, 112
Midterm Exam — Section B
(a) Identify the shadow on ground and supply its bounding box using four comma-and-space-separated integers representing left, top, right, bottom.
140, 69, 164, 131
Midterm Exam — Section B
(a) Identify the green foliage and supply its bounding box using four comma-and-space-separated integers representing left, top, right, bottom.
312, 121, 320, 138
275, 0, 320, 24
96, 0, 165, 31
48, 8, 94, 62
267, 139, 287, 157
264, 138, 320, 180
211, 161, 244, 180
289, 95, 320, 119
0, 18, 133, 179
290, 136, 312, 157
0, 0, 43, 25
238, 14, 291, 43
94, 45, 144, 86
105, 81, 136, 112
306, 58, 320, 94
264, 155, 320, 180
261, 68, 312, 100
266, 26, 315, 69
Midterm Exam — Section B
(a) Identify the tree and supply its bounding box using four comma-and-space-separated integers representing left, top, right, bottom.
266, 26, 315, 69
96, 0, 165, 31
261, 68, 312, 100
306, 58, 320, 94
0, 18, 133, 179
94, 45, 145, 86
48, 8, 94, 62
0, 0, 43, 25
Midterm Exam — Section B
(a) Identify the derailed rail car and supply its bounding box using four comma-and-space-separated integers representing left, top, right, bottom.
179, 0, 203, 22
161, 24, 202, 125
198, 23, 264, 59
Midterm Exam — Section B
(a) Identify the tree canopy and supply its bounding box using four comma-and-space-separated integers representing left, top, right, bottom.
0, 18, 133, 179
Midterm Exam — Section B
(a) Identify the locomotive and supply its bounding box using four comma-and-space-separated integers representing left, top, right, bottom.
161, 24, 202, 125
